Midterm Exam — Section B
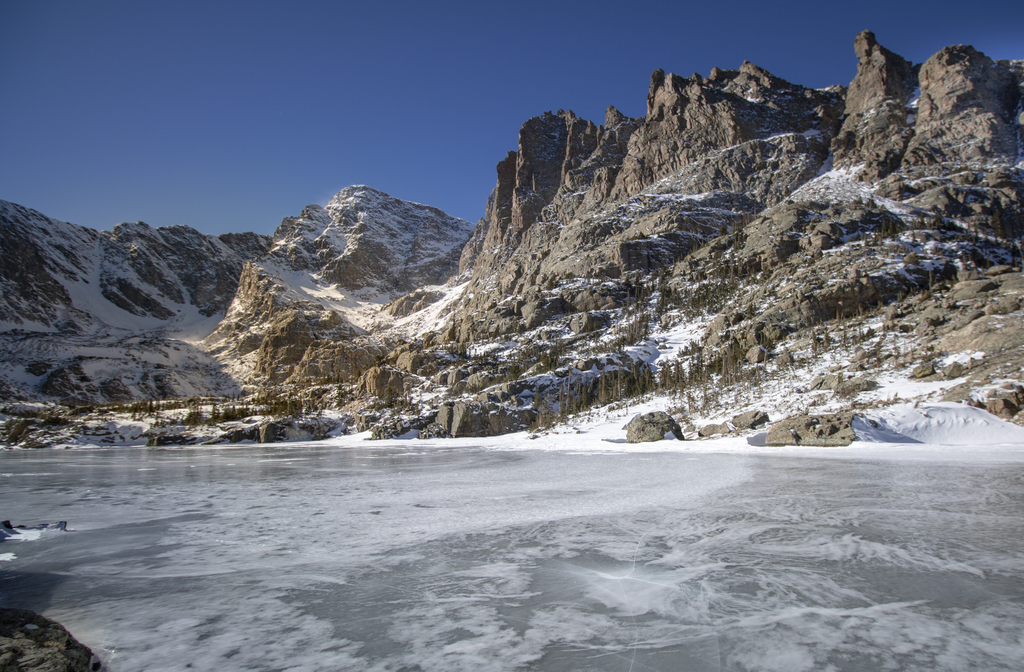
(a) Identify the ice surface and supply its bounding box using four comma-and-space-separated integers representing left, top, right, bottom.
2, 442, 1024, 671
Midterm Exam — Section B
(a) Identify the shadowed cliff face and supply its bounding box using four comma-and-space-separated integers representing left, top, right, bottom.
0, 199, 272, 402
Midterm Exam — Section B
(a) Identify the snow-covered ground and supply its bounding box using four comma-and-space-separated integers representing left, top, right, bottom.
357, 398, 1024, 463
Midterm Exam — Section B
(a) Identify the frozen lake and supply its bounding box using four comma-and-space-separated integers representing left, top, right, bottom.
3, 442, 1024, 671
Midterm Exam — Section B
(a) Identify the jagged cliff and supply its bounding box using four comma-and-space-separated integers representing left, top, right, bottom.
446, 30, 1022, 344
2, 30, 1024, 446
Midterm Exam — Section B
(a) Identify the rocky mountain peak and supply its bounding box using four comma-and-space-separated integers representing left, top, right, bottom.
904, 44, 1021, 166
834, 31, 1023, 180
847, 29, 918, 115
266, 185, 474, 296
604, 105, 628, 128
202, 186, 474, 386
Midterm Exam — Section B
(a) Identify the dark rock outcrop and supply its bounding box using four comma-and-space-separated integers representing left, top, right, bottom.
435, 401, 537, 438
0, 200, 271, 403
0, 608, 100, 672
732, 410, 770, 430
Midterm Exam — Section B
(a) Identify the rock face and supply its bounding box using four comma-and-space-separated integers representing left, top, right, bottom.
273, 187, 474, 296
832, 30, 918, 180
0, 608, 100, 672
614, 62, 842, 201
450, 52, 846, 339
625, 411, 684, 442
434, 401, 537, 438
833, 30, 1023, 182
904, 45, 1020, 166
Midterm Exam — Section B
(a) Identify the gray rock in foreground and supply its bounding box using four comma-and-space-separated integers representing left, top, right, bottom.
766, 413, 858, 446
0, 608, 100, 671
625, 411, 684, 443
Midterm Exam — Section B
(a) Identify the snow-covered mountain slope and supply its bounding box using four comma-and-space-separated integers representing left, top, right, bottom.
0, 200, 269, 334
202, 186, 474, 385
0, 200, 270, 402
272, 186, 475, 297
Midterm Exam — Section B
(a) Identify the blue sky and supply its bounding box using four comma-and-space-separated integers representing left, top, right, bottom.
2, 0, 1022, 235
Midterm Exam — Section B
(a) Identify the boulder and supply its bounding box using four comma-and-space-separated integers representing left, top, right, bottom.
986, 398, 1020, 420
445, 368, 469, 386
370, 417, 412, 440
144, 433, 197, 446
569, 311, 608, 334
3, 419, 33, 444
259, 422, 286, 443
521, 297, 570, 329
465, 371, 495, 391
808, 373, 842, 391
951, 279, 999, 302
625, 412, 684, 443
0, 608, 100, 672
942, 361, 966, 379
746, 345, 767, 364
257, 419, 329, 443
836, 378, 879, 396
356, 413, 380, 432
912, 362, 936, 379
698, 423, 730, 438
417, 422, 450, 439
227, 426, 259, 443
731, 410, 770, 430
394, 351, 429, 374
766, 413, 858, 446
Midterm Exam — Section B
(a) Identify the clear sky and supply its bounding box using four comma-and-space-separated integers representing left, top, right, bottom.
2, 0, 1022, 236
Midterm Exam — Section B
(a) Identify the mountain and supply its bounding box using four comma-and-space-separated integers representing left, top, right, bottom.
202, 186, 475, 387
0, 187, 474, 400
2, 30, 1024, 447
448, 32, 1022, 343
0, 200, 271, 402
